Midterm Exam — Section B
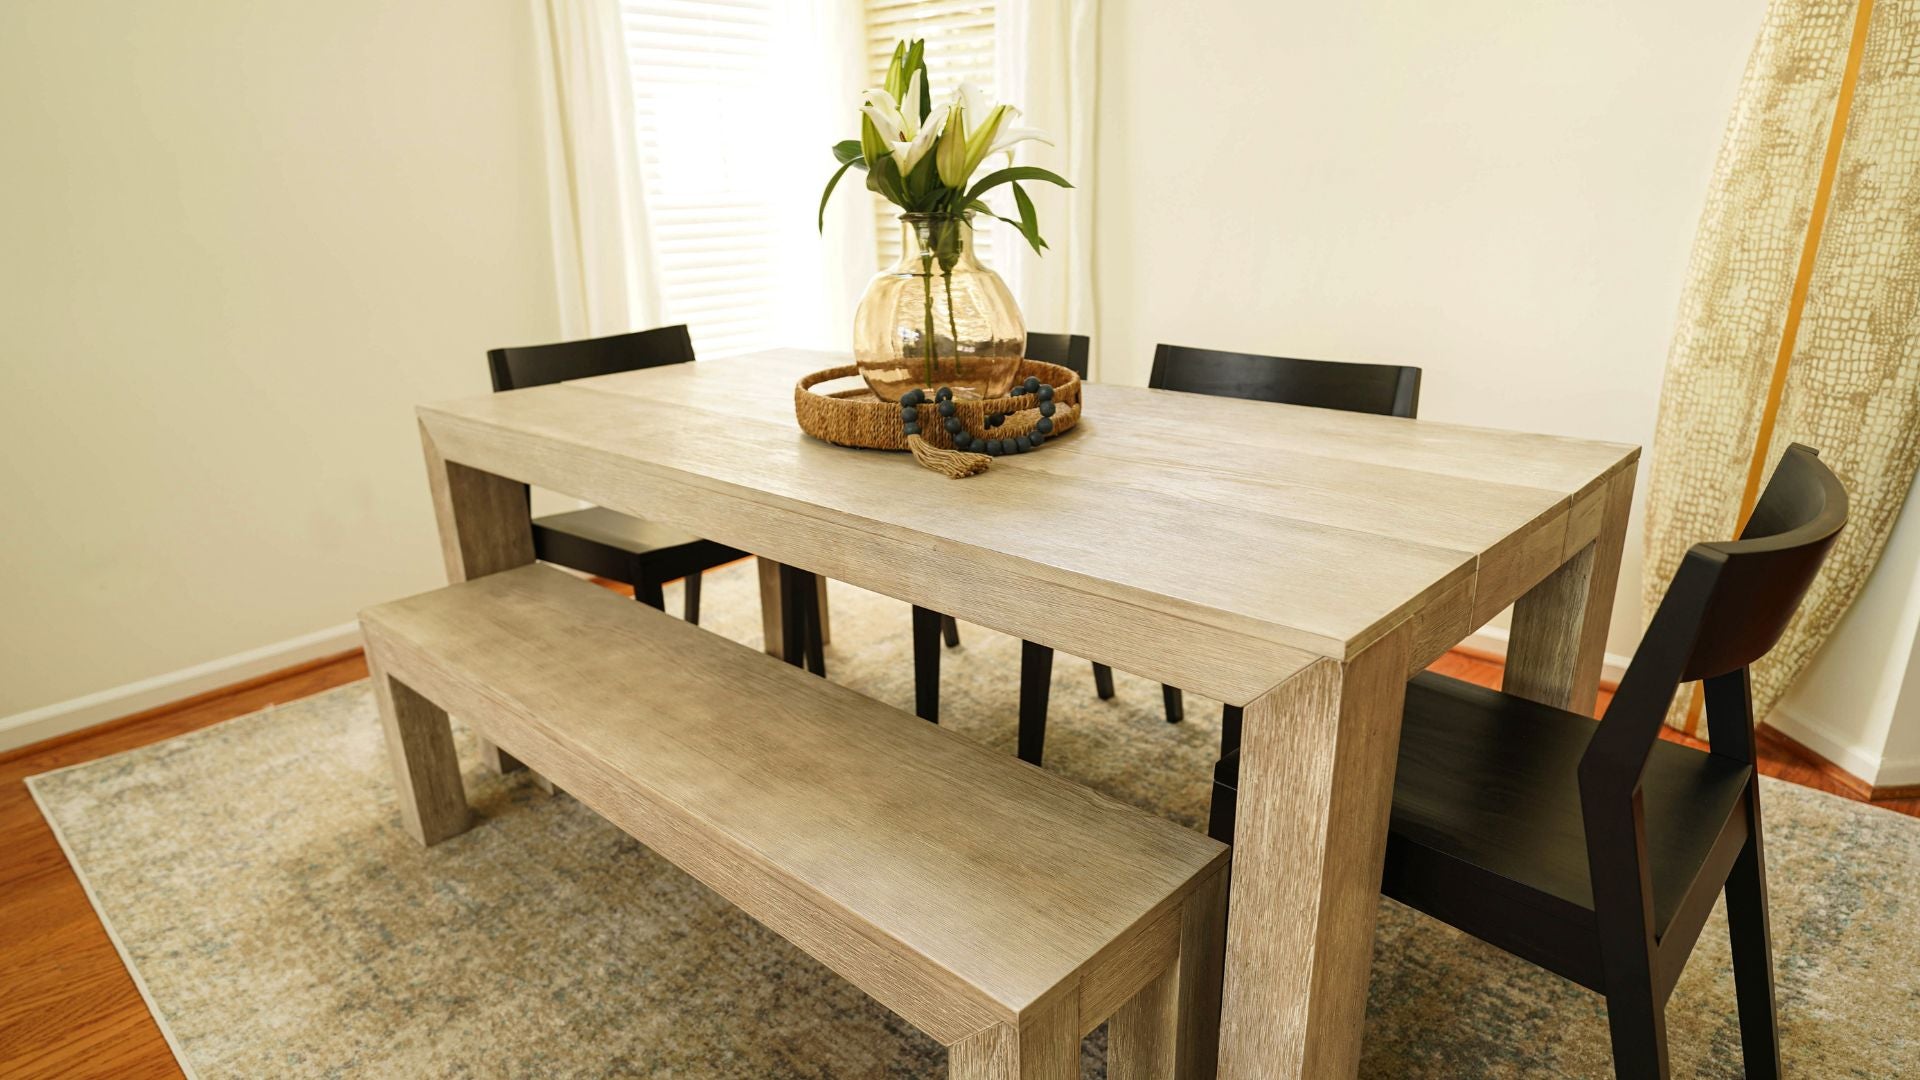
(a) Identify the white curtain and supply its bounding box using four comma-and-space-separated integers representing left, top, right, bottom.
773, 0, 878, 351
531, 0, 663, 339
996, 0, 1100, 371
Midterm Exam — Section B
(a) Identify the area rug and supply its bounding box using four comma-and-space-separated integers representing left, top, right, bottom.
29, 561, 1920, 1078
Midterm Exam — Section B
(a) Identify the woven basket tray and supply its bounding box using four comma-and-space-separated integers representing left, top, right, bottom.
794, 359, 1082, 451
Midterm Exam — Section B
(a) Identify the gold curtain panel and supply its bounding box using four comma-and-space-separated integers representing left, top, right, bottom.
1644, 0, 1920, 731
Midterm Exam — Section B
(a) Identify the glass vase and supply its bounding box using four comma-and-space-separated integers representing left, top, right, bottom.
853, 213, 1025, 402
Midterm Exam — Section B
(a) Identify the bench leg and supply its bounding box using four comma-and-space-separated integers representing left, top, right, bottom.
948, 994, 1078, 1079
369, 657, 471, 846
1111, 961, 1178, 1080
1175, 868, 1230, 1080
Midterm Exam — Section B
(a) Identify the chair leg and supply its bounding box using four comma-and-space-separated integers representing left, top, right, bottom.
635, 578, 666, 610
912, 605, 942, 723
682, 571, 702, 624
942, 613, 961, 647
1018, 640, 1053, 765
801, 575, 826, 677
777, 565, 825, 677
1091, 662, 1115, 700
1162, 685, 1184, 724
1725, 788, 1781, 1079
1207, 758, 1237, 845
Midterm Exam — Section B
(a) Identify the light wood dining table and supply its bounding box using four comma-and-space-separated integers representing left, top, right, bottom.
415, 348, 1638, 1079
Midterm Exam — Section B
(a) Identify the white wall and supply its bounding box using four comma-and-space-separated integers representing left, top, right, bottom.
0, 1, 560, 745
1774, 470, 1920, 787
1095, 0, 1765, 663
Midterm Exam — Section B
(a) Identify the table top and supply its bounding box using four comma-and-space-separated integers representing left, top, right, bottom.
418, 349, 1638, 704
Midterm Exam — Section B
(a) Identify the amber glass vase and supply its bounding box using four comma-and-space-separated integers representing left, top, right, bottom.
852, 213, 1024, 402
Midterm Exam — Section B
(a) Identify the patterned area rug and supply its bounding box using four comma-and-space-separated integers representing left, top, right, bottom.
30, 562, 1920, 1078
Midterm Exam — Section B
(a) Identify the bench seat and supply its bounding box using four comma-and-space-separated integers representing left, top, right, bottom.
359, 564, 1229, 1079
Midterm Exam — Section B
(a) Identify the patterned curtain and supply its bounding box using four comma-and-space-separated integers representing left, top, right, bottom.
1643, 0, 1920, 733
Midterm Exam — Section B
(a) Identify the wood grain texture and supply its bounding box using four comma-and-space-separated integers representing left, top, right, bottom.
1505, 465, 1636, 715
360, 564, 1226, 1045
421, 422, 536, 777
417, 349, 1636, 703
7, 643, 1915, 1079
1218, 625, 1413, 1080
949, 990, 1080, 1080
1175, 867, 1230, 1080
1109, 956, 1179, 1080
364, 653, 470, 846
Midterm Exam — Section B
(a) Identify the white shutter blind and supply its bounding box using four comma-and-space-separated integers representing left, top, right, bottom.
622, 1, 783, 358
863, 0, 998, 267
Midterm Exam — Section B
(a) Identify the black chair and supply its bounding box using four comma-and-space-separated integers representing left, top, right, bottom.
1015, 344, 1422, 764
906, 332, 1086, 724
489, 327, 821, 668
1213, 444, 1846, 1079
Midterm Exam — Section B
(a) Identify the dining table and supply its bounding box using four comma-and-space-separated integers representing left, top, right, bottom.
414, 348, 1639, 1079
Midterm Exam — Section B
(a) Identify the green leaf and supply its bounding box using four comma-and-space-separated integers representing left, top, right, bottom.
818, 159, 859, 232
1010, 181, 1049, 255
885, 41, 906, 100
831, 139, 864, 167
866, 153, 906, 207
964, 165, 1073, 203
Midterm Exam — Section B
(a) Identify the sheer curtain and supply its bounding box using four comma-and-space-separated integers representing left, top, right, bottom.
532, 0, 872, 351
530, 0, 663, 339
997, 0, 1100, 371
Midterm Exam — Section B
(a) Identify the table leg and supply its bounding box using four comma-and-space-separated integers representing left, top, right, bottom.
1504, 466, 1635, 716
1217, 624, 1410, 1080
421, 423, 534, 775
759, 557, 834, 659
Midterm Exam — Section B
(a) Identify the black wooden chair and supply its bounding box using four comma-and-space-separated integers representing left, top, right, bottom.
1015, 343, 1421, 764
489, 326, 804, 649
906, 332, 1087, 724
1213, 443, 1846, 1079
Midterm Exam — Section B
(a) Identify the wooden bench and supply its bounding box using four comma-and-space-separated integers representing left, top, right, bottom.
359, 564, 1230, 1079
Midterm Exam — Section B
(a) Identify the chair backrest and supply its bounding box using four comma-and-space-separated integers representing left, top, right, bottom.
1585, 443, 1847, 789
1148, 343, 1421, 418
1026, 332, 1091, 379
487, 325, 697, 392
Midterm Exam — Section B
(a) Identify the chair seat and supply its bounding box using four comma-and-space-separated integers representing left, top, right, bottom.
1385, 673, 1752, 985
532, 506, 745, 583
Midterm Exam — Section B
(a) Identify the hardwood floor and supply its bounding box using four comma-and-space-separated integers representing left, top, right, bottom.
0, 643, 1912, 1078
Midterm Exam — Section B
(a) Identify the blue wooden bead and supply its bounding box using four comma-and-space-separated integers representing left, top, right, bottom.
1039, 401, 1055, 417
1037, 384, 1053, 401
945, 417, 962, 434
1029, 431, 1045, 447
937, 400, 955, 416
903, 422, 919, 436
1037, 417, 1054, 434
953, 430, 971, 447
935, 386, 953, 401
1024, 377, 1041, 392
1015, 436, 1032, 452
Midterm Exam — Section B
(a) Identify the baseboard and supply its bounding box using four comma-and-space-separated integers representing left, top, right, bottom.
1458, 625, 1632, 688
0, 622, 364, 753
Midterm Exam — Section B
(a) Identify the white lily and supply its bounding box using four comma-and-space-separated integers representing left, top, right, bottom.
935, 81, 1054, 187
860, 70, 951, 177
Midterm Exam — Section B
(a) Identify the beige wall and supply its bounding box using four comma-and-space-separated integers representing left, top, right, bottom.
1095, 0, 1764, 663
0, 1, 559, 735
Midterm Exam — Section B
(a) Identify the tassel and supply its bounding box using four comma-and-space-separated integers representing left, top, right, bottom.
908, 433, 992, 478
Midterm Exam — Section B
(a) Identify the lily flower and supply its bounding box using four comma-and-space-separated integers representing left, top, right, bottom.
860, 70, 951, 177
936, 81, 1053, 187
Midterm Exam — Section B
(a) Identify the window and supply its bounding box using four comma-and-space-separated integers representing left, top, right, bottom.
619, 0, 1001, 355
622, 1, 784, 358
863, 0, 998, 268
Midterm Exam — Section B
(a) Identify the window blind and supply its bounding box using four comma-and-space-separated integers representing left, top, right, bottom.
863, 0, 998, 267
621, 0, 784, 358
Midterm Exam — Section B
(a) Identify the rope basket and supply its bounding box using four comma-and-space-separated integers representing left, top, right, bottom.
795, 360, 1082, 477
